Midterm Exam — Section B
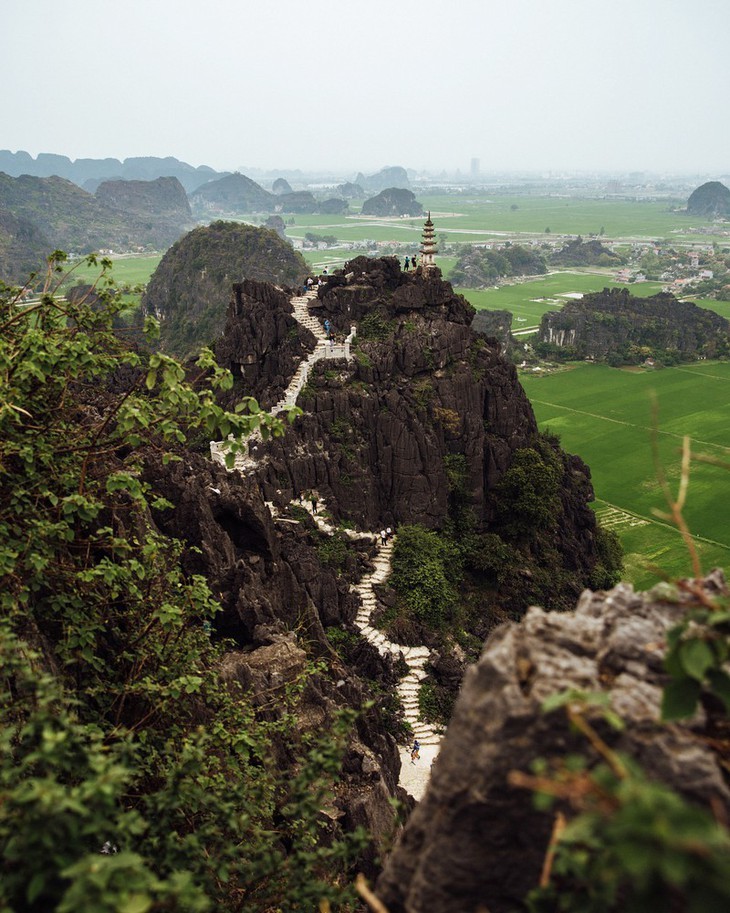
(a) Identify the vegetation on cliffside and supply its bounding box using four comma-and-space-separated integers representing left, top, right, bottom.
0, 257, 366, 912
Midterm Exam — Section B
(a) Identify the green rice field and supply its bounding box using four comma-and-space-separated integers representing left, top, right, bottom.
519, 362, 730, 589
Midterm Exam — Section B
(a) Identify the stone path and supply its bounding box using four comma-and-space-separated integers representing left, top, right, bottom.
211, 291, 441, 799
210, 288, 355, 470
351, 539, 441, 800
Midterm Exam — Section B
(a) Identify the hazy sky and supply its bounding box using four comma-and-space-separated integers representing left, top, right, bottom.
2, 0, 728, 176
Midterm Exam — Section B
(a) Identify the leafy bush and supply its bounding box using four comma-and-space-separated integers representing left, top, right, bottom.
0, 255, 366, 911
390, 525, 458, 630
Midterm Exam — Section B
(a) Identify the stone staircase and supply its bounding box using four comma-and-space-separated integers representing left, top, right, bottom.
209, 287, 442, 797
210, 288, 354, 469
353, 541, 441, 753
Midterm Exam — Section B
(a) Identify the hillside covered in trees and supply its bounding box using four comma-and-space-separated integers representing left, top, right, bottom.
142, 221, 308, 358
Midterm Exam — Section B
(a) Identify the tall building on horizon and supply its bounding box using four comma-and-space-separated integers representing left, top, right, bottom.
470, 157, 480, 177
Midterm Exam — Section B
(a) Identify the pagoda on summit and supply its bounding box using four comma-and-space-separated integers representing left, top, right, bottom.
419, 211, 437, 272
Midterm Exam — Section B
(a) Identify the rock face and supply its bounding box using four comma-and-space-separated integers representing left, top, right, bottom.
538, 287, 730, 362
219, 257, 611, 620
216, 278, 314, 408
377, 574, 730, 913
272, 177, 293, 195
451, 244, 547, 287
687, 181, 730, 218
142, 221, 308, 359
140, 447, 411, 873
0, 208, 52, 282
361, 188, 423, 217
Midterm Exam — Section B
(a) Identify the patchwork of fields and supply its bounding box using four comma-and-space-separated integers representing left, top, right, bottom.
520, 362, 730, 589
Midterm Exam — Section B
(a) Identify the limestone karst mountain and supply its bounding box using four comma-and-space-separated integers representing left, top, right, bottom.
0, 149, 224, 193
0, 171, 192, 263
687, 180, 730, 218
356, 166, 411, 193
537, 287, 730, 363
142, 221, 308, 358
361, 188, 423, 217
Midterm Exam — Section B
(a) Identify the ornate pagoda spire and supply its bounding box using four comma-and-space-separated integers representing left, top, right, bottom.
419, 211, 437, 272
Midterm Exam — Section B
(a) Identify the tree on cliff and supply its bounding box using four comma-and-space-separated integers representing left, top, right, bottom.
0, 255, 364, 912
141, 221, 308, 360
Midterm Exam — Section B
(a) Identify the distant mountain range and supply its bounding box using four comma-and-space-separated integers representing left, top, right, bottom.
0, 151, 226, 194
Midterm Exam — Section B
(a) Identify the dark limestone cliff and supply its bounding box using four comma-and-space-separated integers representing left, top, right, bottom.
538, 287, 730, 363
377, 573, 730, 913
216, 278, 315, 407
687, 180, 730, 218
216, 257, 612, 625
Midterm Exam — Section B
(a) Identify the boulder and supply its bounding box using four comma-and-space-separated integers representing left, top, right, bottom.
377, 573, 730, 913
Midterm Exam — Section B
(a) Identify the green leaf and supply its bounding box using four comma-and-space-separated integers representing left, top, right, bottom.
707, 668, 730, 713
679, 638, 715, 681
661, 677, 701, 721
119, 894, 152, 913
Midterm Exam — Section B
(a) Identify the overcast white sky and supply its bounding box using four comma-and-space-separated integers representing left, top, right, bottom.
2, 0, 728, 176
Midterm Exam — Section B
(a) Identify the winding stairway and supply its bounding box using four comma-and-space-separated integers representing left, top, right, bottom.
212, 289, 442, 798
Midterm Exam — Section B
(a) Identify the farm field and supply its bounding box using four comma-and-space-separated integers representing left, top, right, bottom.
416, 194, 723, 241
519, 362, 730, 589
64, 254, 163, 288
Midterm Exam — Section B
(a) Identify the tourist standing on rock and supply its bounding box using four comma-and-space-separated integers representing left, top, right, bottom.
311, 492, 318, 514
380, 529, 387, 546
306, 277, 314, 290
404, 256, 410, 271
411, 739, 420, 763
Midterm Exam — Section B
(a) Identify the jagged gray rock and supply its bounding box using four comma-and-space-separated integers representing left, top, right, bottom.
377, 573, 730, 913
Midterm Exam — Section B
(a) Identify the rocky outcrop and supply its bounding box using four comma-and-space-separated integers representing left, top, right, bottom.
337, 182, 364, 199
139, 446, 410, 872
0, 207, 52, 282
218, 258, 610, 623
472, 308, 514, 355
215, 278, 316, 408
550, 236, 622, 267
377, 573, 730, 913
687, 181, 730, 218
362, 188, 423, 217
538, 287, 730, 362
272, 177, 293, 195
451, 244, 547, 287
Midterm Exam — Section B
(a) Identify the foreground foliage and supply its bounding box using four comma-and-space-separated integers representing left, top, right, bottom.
0, 255, 363, 911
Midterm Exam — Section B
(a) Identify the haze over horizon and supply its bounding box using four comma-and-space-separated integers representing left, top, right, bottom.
3, 0, 728, 177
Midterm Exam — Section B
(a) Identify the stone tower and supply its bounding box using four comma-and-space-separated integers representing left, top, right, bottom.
419, 211, 437, 273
